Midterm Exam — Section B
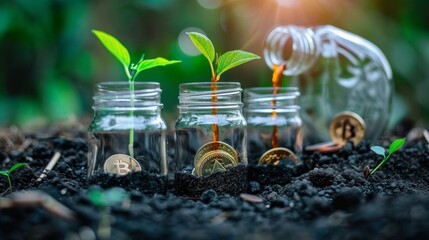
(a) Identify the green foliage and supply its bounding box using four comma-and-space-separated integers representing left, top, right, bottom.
92, 29, 180, 82
87, 187, 129, 209
370, 138, 406, 174
0, 163, 27, 192
217, 50, 260, 77
370, 146, 386, 158
135, 57, 181, 72
187, 32, 215, 63
92, 30, 131, 75
187, 32, 260, 81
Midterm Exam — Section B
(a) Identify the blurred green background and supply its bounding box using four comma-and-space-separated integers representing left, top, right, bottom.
0, 0, 428, 129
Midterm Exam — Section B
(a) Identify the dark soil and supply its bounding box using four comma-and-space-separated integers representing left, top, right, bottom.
1, 125, 429, 240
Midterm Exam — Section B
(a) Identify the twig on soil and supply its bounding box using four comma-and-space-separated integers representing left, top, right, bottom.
17, 139, 32, 153
211, 212, 229, 225
0, 127, 26, 152
1, 187, 11, 197
363, 165, 371, 179
37, 152, 61, 182
0, 190, 76, 221
240, 193, 264, 203
0, 133, 14, 150
423, 129, 429, 144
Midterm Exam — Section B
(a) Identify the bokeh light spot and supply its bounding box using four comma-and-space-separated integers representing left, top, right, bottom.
178, 27, 206, 56
197, 0, 222, 9
275, 0, 297, 7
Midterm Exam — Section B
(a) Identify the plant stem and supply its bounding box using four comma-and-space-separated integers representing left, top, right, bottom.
125, 66, 132, 80
211, 75, 219, 143
371, 153, 391, 174
98, 207, 111, 240
271, 64, 285, 148
7, 175, 12, 192
128, 81, 135, 158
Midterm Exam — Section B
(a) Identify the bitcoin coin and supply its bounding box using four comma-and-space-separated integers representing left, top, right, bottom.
195, 151, 237, 176
103, 154, 142, 176
258, 147, 298, 165
193, 141, 239, 176
193, 141, 239, 167
329, 111, 365, 147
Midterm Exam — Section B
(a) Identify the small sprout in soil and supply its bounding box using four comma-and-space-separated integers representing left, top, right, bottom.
87, 187, 130, 240
87, 187, 130, 209
370, 138, 406, 175
0, 163, 27, 192
92, 30, 180, 158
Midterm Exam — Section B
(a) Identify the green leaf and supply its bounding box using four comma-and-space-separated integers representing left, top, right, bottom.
187, 32, 215, 63
87, 189, 106, 208
87, 187, 129, 208
136, 57, 180, 72
216, 50, 260, 77
388, 138, 406, 154
92, 30, 131, 68
9, 163, 27, 173
103, 187, 129, 205
370, 146, 386, 158
0, 171, 8, 176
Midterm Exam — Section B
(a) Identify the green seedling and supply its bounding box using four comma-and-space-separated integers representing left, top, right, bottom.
0, 163, 27, 192
370, 138, 406, 174
187, 32, 260, 141
92, 30, 180, 158
87, 187, 130, 240
187, 32, 260, 82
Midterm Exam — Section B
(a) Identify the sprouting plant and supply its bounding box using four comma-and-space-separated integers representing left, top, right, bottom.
0, 163, 27, 192
187, 32, 260, 141
370, 138, 406, 174
92, 30, 180, 158
187, 32, 260, 82
87, 187, 130, 240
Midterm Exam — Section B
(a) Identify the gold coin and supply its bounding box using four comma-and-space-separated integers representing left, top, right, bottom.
329, 111, 365, 147
195, 151, 237, 176
103, 154, 142, 176
258, 147, 298, 165
193, 141, 239, 167
193, 141, 239, 176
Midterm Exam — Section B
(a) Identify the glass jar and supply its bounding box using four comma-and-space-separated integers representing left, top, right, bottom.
87, 82, 167, 177
264, 25, 392, 145
244, 87, 302, 164
175, 82, 247, 174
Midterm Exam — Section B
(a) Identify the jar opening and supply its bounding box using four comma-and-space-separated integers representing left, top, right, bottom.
178, 82, 243, 110
244, 87, 300, 112
93, 82, 163, 111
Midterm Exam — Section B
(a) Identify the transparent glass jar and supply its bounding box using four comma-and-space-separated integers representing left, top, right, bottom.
244, 87, 302, 164
175, 82, 247, 174
87, 82, 167, 177
264, 25, 392, 144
